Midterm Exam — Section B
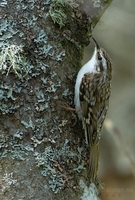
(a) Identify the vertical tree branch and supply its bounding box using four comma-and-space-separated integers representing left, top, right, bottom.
0, 0, 113, 199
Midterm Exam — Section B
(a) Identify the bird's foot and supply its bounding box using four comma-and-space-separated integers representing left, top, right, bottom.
62, 104, 77, 127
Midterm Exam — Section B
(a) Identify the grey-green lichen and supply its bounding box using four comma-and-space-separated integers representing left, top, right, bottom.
0, 82, 21, 114
21, 117, 35, 130
0, 0, 90, 197
34, 139, 85, 193
0, 0, 8, 7
80, 181, 100, 200
0, 19, 64, 114
0, 141, 33, 161
92, 0, 101, 8
2, 172, 17, 186
0, 19, 18, 46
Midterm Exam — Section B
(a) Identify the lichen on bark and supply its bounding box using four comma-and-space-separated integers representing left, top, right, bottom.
0, 0, 112, 199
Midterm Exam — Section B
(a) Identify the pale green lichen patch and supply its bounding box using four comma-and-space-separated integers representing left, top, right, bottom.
49, 0, 67, 28
49, 0, 78, 28
0, 44, 24, 77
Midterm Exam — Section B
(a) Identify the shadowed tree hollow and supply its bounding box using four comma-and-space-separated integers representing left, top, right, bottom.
0, 0, 113, 199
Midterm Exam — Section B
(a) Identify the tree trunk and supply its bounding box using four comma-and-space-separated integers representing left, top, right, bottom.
0, 0, 112, 199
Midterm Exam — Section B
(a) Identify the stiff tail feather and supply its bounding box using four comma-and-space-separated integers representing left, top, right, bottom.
89, 144, 100, 182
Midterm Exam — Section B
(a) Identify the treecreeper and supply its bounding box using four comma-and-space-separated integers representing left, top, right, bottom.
74, 37, 113, 182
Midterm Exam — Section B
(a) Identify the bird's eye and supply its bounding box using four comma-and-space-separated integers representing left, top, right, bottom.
98, 56, 102, 60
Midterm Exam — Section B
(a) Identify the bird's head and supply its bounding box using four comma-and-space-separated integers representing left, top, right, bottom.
92, 37, 112, 73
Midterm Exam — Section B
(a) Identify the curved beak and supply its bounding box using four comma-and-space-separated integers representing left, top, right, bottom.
92, 37, 100, 50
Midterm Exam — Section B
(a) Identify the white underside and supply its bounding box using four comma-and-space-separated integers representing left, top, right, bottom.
74, 49, 98, 119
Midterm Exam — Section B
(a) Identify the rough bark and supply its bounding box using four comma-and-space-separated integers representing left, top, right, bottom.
0, 0, 112, 199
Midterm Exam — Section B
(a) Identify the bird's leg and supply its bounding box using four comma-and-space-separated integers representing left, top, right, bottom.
62, 104, 77, 126
62, 104, 75, 112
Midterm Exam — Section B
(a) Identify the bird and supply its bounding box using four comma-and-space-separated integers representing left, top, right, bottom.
74, 37, 112, 182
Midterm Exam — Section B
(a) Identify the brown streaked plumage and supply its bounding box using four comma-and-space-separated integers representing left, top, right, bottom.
74, 37, 112, 182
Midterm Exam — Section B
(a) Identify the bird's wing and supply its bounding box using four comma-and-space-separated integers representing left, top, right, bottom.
79, 72, 109, 146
